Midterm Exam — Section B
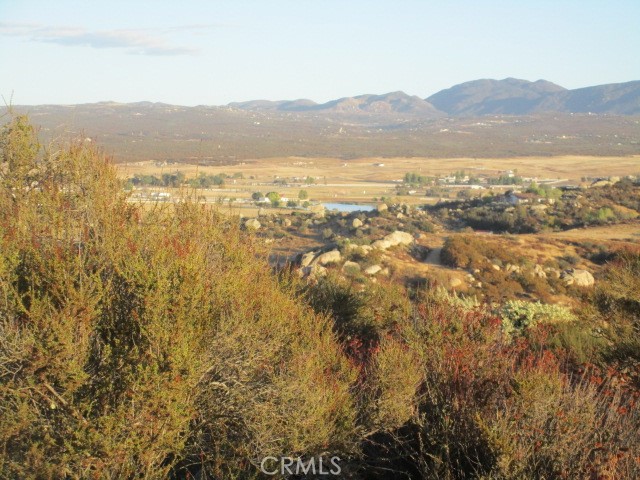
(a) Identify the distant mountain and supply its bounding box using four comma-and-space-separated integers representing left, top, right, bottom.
15, 79, 640, 134
311, 91, 442, 116
228, 99, 318, 112
427, 78, 640, 116
227, 80, 640, 117
533, 81, 640, 115
230, 91, 442, 117
427, 78, 566, 115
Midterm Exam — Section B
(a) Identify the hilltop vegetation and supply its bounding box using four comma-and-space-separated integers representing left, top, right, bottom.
2, 116, 640, 479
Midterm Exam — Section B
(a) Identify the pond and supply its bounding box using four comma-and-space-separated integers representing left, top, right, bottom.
322, 202, 375, 213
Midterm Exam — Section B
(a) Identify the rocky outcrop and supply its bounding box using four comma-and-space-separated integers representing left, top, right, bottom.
373, 231, 414, 250
505, 264, 521, 274
312, 249, 342, 266
533, 264, 547, 278
385, 231, 414, 246
561, 269, 595, 287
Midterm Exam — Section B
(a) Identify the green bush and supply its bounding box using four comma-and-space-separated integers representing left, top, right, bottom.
499, 300, 577, 336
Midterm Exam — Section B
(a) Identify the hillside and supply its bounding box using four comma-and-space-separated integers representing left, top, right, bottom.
426, 78, 567, 115
3, 115, 640, 479
534, 80, 640, 115
427, 78, 640, 116
232, 91, 442, 117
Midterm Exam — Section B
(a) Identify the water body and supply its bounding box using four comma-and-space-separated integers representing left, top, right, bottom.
322, 203, 375, 213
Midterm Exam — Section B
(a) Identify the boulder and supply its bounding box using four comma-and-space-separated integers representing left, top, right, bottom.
533, 264, 547, 278
561, 269, 595, 287
283, 218, 292, 227
383, 230, 414, 247
342, 243, 358, 253
372, 239, 393, 250
352, 218, 363, 228
244, 218, 261, 230
491, 264, 501, 271
449, 277, 463, 288
257, 208, 267, 217
364, 264, 382, 275
359, 245, 373, 255
313, 249, 342, 266
300, 251, 318, 268
299, 264, 327, 279
505, 263, 521, 274
376, 203, 388, 213
342, 261, 361, 273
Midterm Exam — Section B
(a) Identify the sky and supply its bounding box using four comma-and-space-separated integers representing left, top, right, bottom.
1, 0, 639, 106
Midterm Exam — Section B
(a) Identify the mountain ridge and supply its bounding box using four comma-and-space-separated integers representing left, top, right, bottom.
227, 79, 640, 116
14, 78, 640, 117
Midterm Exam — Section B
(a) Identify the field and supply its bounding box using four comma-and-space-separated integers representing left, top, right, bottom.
117, 154, 640, 209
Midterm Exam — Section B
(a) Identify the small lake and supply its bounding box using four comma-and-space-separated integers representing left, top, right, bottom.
322, 202, 375, 213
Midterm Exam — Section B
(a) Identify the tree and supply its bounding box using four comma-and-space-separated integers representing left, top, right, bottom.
251, 191, 263, 201
266, 191, 281, 206
298, 189, 308, 200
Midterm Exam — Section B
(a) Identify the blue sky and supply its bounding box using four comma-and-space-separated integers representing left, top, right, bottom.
1, 0, 639, 105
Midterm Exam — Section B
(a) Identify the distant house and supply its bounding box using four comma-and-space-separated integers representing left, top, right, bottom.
373, 163, 385, 167
440, 176, 457, 184
256, 197, 271, 204
502, 191, 539, 205
149, 192, 171, 202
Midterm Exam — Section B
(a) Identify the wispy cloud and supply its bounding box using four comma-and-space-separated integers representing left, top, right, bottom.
0, 22, 202, 56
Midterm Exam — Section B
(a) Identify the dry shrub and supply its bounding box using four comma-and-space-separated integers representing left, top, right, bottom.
363, 289, 640, 479
368, 335, 422, 430
0, 116, 358, 478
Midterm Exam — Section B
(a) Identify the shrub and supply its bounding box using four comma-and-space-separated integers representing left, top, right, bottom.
363, 289, 640, 479
0, 116, 359, 478
499, 300, 577, 336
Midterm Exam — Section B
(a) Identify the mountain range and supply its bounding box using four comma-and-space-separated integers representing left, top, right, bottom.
229, 78, 640, 117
